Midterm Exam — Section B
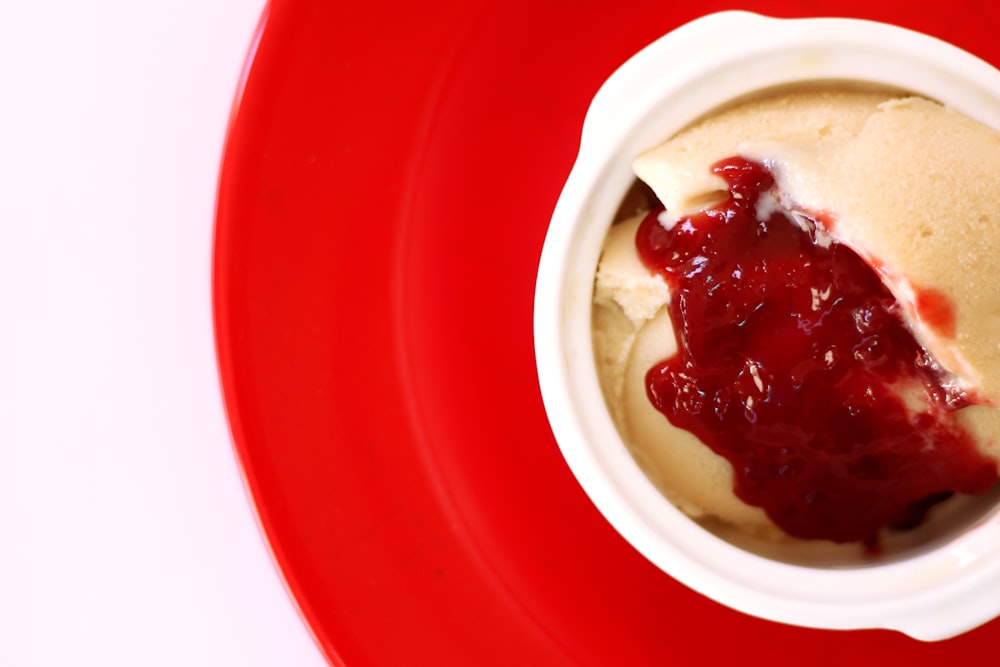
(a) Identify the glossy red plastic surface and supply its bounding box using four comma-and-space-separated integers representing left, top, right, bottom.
214, 0, 1000, 664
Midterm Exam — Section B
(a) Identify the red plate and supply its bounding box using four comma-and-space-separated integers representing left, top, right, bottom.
214, 0, 1000, 663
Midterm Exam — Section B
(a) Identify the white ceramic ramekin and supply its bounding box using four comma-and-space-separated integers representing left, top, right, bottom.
534, 11, 1000, 640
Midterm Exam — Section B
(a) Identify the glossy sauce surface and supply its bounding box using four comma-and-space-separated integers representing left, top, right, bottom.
636, 157, 998, 544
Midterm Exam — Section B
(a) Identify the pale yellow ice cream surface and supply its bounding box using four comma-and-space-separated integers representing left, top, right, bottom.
594, 88, 1000, 534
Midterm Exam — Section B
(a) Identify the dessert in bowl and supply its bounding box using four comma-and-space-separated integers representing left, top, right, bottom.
534, 11, 1000, 640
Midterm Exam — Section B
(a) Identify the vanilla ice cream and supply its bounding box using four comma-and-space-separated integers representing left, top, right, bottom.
593, 86, 1000, 542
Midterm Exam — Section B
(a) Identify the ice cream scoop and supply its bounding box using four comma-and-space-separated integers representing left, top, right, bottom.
594, 88, 1000, 544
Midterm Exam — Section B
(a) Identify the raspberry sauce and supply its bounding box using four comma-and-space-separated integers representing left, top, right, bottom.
636, 157, 998, 544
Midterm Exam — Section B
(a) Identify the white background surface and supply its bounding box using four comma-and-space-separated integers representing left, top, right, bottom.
0, 1, 328, 664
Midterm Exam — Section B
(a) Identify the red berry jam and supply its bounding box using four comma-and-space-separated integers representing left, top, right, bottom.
636, 157, 998, 545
